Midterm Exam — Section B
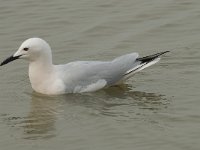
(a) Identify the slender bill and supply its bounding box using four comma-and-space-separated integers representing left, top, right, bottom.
0, 55, 21, 66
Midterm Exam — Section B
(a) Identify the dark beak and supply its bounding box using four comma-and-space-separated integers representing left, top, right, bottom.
0, 55, 21, 66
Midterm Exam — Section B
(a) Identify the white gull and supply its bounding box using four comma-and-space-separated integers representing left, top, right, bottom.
0, 38, 169, 95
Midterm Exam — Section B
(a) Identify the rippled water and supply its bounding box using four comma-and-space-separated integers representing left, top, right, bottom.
0, 0, 200, 150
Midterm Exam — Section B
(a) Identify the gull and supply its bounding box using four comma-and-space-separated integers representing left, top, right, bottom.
0, 38, 169, 95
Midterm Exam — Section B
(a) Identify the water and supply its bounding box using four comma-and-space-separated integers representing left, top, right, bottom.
0, 0, 200, 149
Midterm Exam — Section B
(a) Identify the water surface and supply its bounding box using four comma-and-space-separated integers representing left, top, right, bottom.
0, 0, 200, 150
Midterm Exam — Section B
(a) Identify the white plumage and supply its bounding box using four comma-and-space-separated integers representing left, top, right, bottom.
0, 38, 168, 95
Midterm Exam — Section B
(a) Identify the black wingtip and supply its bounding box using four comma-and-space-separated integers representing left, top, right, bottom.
158, 51, 170, 55
136, 51, 169, 63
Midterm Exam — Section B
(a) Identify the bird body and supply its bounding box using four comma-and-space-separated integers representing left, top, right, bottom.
1, 38, 168, 95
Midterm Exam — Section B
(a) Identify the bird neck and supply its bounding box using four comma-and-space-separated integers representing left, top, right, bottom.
29, 59, 53, 73
28, 58, 55, 92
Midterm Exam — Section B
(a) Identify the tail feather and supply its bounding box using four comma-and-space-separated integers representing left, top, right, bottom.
122, 51, 169, 80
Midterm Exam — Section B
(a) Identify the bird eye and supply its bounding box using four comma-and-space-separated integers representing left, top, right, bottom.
23, 47, 29, 51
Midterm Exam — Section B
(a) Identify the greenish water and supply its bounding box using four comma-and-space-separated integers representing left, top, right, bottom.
0, 0, 200, 150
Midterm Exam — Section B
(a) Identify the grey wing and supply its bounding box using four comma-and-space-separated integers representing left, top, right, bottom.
57, 51, 168, 92
58, 52, 139, 92
89, 52, 140, 85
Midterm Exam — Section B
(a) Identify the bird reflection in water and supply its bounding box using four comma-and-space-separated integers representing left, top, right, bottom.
4, 84, 168, 140
21, 93, 62, 140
